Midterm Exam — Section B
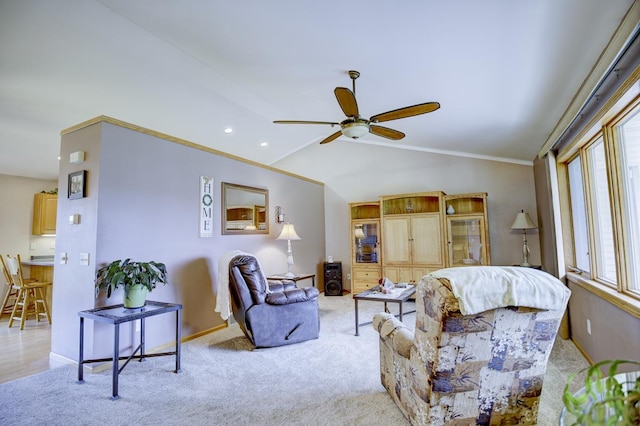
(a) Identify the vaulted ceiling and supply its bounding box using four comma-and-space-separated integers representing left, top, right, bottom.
0, 0, 636, 180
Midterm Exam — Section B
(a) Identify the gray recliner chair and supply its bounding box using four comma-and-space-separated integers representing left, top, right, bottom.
228, 254, 320, 348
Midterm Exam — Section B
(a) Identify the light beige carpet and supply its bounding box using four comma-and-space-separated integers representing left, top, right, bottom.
0, 294, 587, 425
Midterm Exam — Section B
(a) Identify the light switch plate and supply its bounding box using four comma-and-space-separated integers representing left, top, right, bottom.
79, 252, 90, 266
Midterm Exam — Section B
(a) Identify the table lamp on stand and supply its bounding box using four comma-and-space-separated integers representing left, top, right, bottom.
277, 222, 301, 278
354, 225, 365, 262
511, 210, 537, 267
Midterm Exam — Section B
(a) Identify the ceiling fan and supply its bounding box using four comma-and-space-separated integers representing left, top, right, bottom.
274, 70, 440, 145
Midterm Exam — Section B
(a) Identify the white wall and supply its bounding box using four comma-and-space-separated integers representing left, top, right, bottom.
0, 174, 57, 302
275, 140, 540, 287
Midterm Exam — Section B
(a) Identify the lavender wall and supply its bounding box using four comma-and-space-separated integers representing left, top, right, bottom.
52, 118, 325, 363
568, 280, 640, 363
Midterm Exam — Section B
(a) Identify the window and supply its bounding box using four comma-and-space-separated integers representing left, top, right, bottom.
567, 157, 590, 272
560, 87, 640, 302
588, 139, 617, 284
618, 109, 640, 295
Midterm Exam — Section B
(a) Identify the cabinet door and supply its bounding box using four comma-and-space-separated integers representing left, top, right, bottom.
352, 221, 380, 265
352, 267, 381, 294
447, 215, 487, 266
32, 193, 57, 235
411, 214, 443, 266
384, 267, 430, 284
382, 216, 411, 265
42, 196, 57, 233
411, 267, 432, 285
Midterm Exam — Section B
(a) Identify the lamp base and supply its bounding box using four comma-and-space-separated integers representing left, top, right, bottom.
284, 271, 296, 279
520, 262, 531, 267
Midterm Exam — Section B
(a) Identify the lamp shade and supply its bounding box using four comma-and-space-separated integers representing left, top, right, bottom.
341, 121, 369, 139
354, 227, 365, 239
511, 210, 537, 230
277, 223, 301, 240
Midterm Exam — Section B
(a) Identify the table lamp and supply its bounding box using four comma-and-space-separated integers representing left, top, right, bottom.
511, 210, 537, 267
277, 222, 301, 278
354, 226, 365, 261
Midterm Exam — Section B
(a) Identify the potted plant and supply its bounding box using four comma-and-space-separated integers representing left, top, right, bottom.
562, 359, 640, 425
95, 259, 168, 308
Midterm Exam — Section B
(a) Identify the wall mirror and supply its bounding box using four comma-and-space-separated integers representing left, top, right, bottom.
222, 182, 269, 234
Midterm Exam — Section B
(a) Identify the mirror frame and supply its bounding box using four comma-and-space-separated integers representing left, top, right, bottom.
221, 182, 269, 235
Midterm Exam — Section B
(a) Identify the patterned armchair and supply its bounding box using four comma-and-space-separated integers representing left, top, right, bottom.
373, 271, 570, 425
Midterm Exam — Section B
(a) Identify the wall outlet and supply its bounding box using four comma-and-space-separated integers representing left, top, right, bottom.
346, 273, 351, 280
586, 318, 592, 335
30, 242, 37, 250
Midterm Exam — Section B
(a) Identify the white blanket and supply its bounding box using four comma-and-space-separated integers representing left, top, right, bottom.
429, 266, 568, 315
215, 250, 269, 320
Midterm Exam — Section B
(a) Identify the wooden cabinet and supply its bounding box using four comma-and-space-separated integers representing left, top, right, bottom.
32, 193, 57, 235
27, 264, 54, 310
383, 266, 434, 285
444, 193, 491, 266
350, 191, 491, 287
381, 192, 446, 284
350, 202, 382, 294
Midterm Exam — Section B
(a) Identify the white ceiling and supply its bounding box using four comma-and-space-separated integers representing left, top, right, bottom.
0, 0, 635, 181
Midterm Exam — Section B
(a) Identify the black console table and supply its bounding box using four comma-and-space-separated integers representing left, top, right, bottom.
77, 300, 182, 400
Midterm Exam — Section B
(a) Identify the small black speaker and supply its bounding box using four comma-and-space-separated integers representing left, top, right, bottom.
323, 261, 343, 296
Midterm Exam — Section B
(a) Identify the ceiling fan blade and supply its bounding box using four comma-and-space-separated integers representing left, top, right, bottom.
370, 125, 405, 140
334, 87, 359, 118
319, 130, 343, 145
273, 120, 339, 125
370, 102, 440, 123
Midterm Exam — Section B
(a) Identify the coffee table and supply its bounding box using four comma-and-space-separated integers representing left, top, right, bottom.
353, 285, 416, 336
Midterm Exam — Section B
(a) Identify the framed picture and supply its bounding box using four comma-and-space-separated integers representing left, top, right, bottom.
68, 170, 86, 199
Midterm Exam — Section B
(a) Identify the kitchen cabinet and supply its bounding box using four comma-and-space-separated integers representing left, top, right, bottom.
32, 193, 57, 235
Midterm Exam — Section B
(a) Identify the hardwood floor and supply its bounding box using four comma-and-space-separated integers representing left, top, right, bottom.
0, 316, 53, 384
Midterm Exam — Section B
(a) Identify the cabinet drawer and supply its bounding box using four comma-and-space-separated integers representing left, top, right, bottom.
352, 281, 379, 294
353, 269, 381, 280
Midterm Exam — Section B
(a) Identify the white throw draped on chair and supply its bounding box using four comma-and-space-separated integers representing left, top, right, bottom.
429, 266, 568, 315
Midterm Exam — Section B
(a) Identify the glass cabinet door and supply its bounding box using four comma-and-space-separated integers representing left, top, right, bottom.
353, 222, 379, 264
448, 217, 485, 266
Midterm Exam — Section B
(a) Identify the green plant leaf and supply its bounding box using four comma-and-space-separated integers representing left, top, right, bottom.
563, 359, 640, 425
95, 258, 168, 299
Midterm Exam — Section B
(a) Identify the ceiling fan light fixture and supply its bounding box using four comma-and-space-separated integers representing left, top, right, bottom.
341, 121, 369, 139
274, 70, 439, 145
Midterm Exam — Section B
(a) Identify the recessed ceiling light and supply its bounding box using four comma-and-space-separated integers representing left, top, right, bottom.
57, 156, 61, 160
224, 128, 233, 134
260, 142, 268, 147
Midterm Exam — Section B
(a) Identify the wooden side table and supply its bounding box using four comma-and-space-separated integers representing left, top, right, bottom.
266, 273, 315, 287
77, 300, 182, 400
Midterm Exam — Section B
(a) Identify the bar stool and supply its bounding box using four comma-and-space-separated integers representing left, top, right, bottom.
0, 256, 21, 319
3, 254, 51, 329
